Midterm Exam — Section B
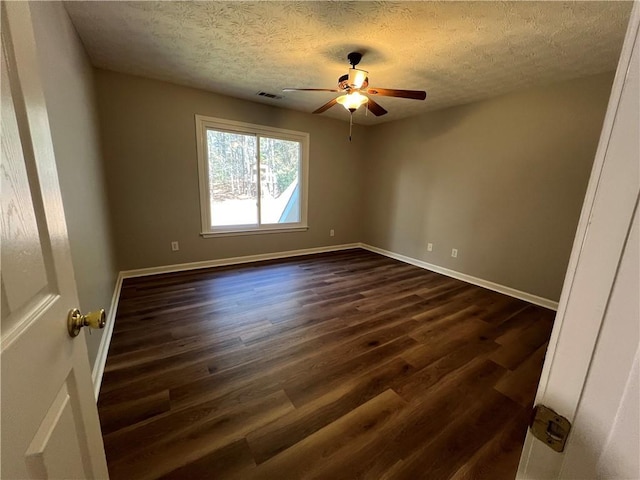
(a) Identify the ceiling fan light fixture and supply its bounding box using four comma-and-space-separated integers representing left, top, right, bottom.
286, 51, 425, 120
348, 68, 368, 89
336, 91, 368, 112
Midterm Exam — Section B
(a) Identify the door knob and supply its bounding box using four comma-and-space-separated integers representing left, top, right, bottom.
67, 308, 106, 338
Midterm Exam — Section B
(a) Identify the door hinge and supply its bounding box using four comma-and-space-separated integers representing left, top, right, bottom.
530, 404, 571, 452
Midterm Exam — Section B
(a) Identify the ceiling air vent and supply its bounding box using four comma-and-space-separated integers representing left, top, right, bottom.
256, 91, 284, 100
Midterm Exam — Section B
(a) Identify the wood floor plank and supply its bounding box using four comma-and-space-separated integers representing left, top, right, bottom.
493, 306, 554, 344
158, 439, 256, 480
494, 343, 549, 407
98, 249, 555, 479
104, 334, 243, 372
107, 330, 176, 356
169, 325, 417, 412
402, 316, 491, 370
242, 389, 407, 480
450, 408, 531, 480
321, 358, 509, 479
105, 390, 294, 479
98, 363, 210, 407
98, 390, 170, 436
282, 335, 418, 408
389, 390, 522, 480
247, 357, 414, 464
491, 318, 554, 370
392, 337, 500, 401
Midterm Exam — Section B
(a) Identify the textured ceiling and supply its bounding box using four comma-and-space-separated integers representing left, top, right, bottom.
64, 1, 632, 125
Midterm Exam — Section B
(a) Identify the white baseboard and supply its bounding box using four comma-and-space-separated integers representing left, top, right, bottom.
91, 272, 124, 399
120, 243, 361, 279
360, 243, 559, 311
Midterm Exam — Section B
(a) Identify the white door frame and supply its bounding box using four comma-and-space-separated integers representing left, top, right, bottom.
517, 3, 640, 478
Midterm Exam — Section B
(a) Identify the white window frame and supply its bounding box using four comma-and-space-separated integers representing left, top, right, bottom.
195, 114, 309, 237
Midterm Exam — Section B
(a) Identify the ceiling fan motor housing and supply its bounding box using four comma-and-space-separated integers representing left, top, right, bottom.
338, 73, 369, 91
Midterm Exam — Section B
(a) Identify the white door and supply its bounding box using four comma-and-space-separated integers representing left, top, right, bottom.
517, 3, 640, 479
1, 2, 109, 479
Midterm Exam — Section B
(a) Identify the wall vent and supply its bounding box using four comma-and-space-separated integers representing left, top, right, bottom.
256, 91, 284, 100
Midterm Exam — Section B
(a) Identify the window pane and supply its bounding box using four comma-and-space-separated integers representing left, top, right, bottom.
259, 137, 301, 224
207, 129, 257, 227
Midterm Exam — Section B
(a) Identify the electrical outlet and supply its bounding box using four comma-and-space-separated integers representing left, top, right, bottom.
171, 241, 179, 251
330, 229, 335, 237
427, 243, 433, 252
451, 248, 458, 258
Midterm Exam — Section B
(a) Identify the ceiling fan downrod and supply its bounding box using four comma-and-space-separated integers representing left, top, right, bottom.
347, 52, 363, 68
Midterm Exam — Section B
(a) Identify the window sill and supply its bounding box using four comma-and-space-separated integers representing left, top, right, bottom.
200, 226, 309, 238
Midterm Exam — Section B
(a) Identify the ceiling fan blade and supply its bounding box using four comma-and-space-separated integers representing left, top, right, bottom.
283, 88, 340, 92
313, 98, 338, 114
367, 98, 388, 116
366, 88, 427, 100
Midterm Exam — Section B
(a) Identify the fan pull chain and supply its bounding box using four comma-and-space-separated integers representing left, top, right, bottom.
349, 112, 353, 142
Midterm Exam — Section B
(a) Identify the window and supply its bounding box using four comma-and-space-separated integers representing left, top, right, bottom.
196, 115, 309, 236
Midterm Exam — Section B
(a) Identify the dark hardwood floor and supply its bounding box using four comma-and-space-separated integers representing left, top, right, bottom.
98, 249, 555, 480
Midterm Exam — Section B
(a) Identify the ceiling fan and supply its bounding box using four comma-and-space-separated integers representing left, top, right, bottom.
283, 52, 427, 118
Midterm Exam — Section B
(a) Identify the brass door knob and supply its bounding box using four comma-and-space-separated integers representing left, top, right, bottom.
67, 308, 106, 338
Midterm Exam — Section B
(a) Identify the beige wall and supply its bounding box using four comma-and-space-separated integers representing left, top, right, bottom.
94, 70, 364, 271
92, 67, 612, 302
362, 72, 614, 301
31, 2, 117, 368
